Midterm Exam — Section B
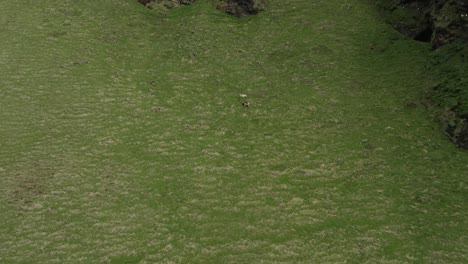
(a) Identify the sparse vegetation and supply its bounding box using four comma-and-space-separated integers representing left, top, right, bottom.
0, 0, 467, 263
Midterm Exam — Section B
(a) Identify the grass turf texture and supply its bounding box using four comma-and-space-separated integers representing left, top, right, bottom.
0, 0, 467, 263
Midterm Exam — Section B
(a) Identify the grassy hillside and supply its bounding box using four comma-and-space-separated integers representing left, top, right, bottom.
0, 0, 467, 263
374, 0, 468, 149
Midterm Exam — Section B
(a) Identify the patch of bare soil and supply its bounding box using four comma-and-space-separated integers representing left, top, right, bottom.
9, 161, 54, 208
137, 0, 196, 10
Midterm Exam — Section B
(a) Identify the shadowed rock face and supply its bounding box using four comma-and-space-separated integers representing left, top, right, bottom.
458, 122, 468, 149
430, 0, 468, 48
381, 0, 468, 48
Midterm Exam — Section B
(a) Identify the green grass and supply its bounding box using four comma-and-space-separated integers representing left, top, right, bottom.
0, 0, 467, 263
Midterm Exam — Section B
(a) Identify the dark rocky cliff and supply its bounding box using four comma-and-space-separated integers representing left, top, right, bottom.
377, 0, 468, 48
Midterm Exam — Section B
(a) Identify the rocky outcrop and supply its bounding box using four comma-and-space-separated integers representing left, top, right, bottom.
216, 0, 266, 17
378, 0, 468, 48
137, 0, 266, 16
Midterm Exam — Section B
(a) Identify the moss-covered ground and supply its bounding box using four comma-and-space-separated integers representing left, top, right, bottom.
0, 0, 467, 263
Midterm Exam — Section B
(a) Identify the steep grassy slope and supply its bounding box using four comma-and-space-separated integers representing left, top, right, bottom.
0, 0, 467, 263
374, 0, 468, 149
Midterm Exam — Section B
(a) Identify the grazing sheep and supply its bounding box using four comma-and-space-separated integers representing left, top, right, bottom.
239, 94, 247, 98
